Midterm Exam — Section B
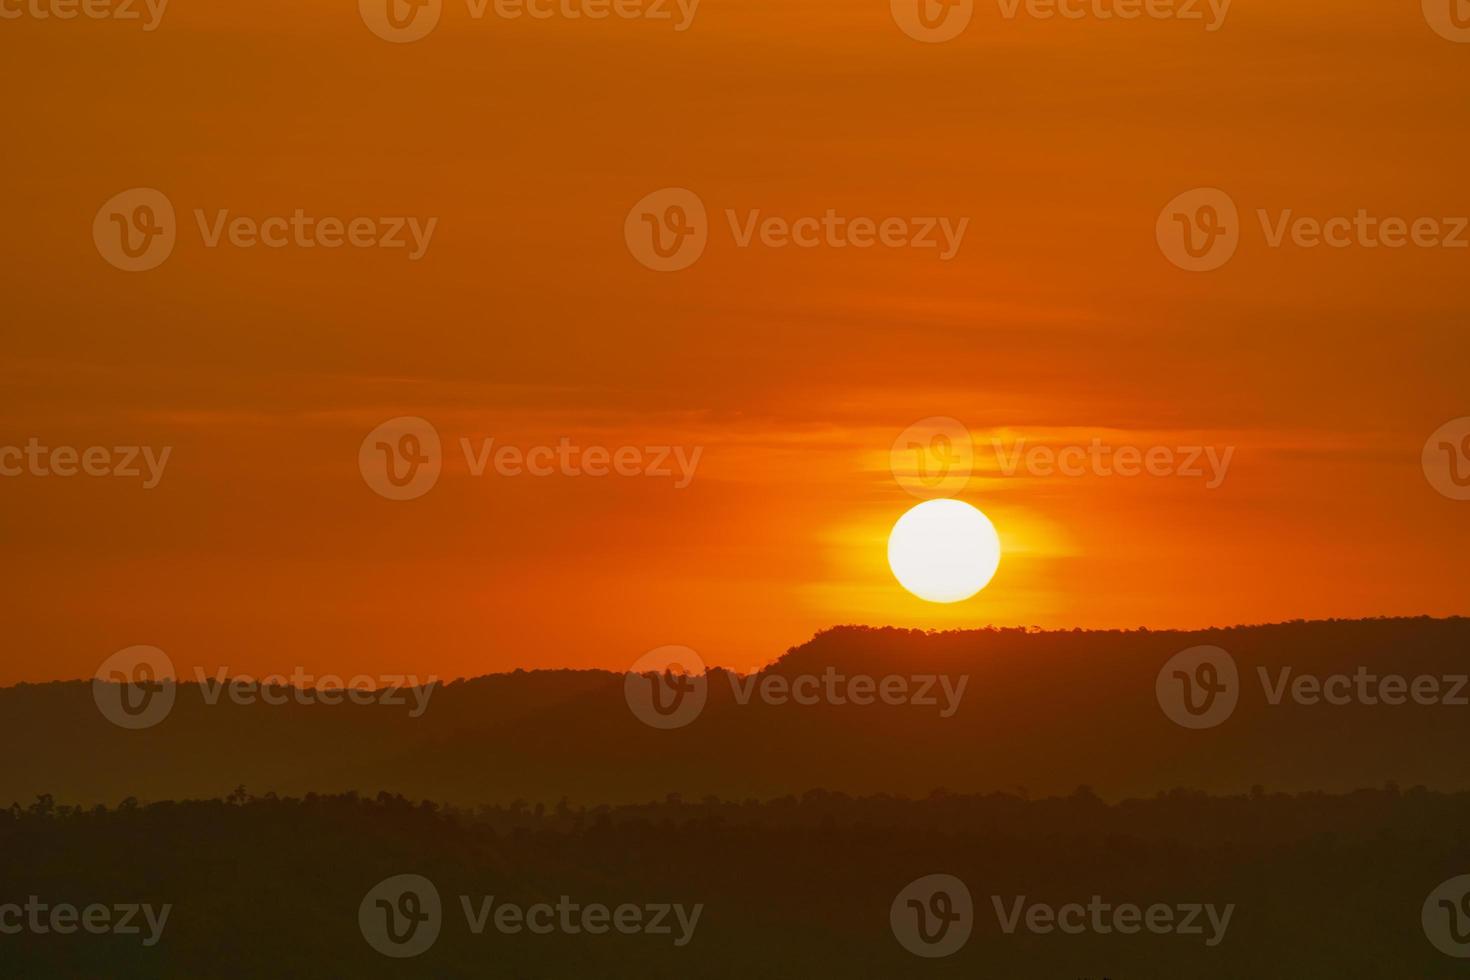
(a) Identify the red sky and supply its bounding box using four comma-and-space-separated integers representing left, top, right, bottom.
2, 0, 1468, 683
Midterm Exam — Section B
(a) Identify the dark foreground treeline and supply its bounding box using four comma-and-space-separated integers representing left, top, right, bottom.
3, 787, 1468, 978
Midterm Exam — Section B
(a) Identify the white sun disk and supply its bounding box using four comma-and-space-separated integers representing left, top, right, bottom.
887, 499, 1002, 603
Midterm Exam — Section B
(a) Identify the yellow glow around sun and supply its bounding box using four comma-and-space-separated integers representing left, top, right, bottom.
887, 499, 1002, 603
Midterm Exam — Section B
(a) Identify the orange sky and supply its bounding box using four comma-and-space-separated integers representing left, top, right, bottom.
2, 0, 1468, 684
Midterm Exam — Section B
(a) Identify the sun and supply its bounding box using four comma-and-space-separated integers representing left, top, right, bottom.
887, 499, 1002, 603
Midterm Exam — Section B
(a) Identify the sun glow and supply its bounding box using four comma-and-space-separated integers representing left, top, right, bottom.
887, 499, 1002, 603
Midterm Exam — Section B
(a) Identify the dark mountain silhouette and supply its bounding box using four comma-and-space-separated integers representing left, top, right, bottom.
4, 616, 1468, 808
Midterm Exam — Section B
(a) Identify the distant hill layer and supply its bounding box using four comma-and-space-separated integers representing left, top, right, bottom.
3, 617, 1467, 807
